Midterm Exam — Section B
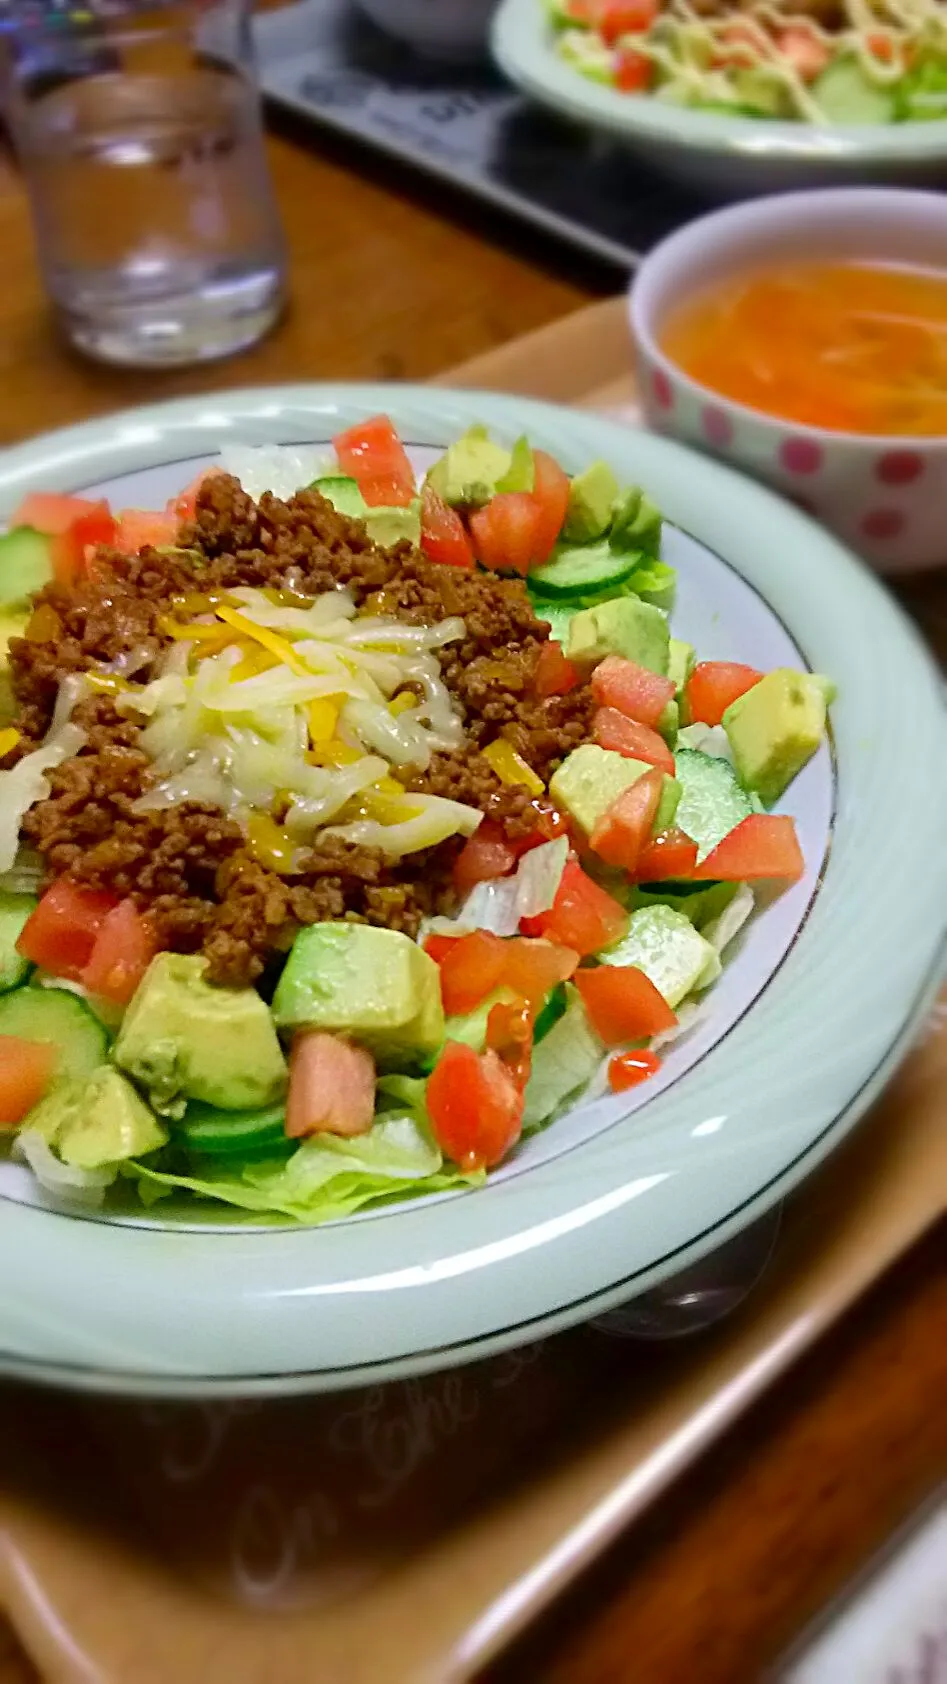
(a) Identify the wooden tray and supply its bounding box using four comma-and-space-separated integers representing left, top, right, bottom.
0, 299, 944, 1684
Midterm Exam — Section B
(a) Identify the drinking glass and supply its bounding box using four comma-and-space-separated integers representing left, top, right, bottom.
1, 0, 288, 367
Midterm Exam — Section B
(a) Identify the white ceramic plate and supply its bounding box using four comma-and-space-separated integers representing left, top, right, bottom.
491, 0, 947, 194
0, 385, 942, 1396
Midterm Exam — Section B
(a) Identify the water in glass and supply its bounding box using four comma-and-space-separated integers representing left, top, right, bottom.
4, 1, 287, 367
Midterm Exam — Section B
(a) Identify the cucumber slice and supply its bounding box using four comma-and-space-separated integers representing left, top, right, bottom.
531, 598, 577, 648
534, 981, 567, 1043
0, 892, 36, 993
530, 541, 640, 600
309, 475, 368, 519
674, 748, 752, 861
0, 527, 53, 611
175, 1100, 291, 1159
635, 881, 737, 929
0, 986, 108, 1080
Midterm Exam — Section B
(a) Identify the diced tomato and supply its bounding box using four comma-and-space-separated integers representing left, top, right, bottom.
684, 661, 763, 727
333, 415, 415, 508
521, 859, 628, 956
486, 995, 534, 1090
534, 640, 579, 698
469, 492, 544, 577
866, 29, 900, 62
608, 1048, 662, 1092
590, 767, 665, 871
530, 450, 571, 562
426, 1041, 524, 1171
591, 0, 658, 41
0, 1036, 58, 1126
50, 500, 116, 586
692, 814, 805, 883
167, 466, 225, 524
615, 44, 652, 89
776, 25, 830, 80
500, 938, 579, 1008
531, 802, 572, 845
438, 930, 507, 1017
452, 822, 517, 895
10, 492, 103, 536
591, 656, 675, 727
594, 708, 675, 773
575, 964, 677, 1045
420, 485, 475, 568
17, 880, 119, 982
423, 932, 461, 965
81, 899, 157, 1006
112, 509, 178, 554
635, 826, 698, 882
286, 1031, 376, 1139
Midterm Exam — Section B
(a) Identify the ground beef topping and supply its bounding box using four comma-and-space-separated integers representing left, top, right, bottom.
8, 474, 596, 986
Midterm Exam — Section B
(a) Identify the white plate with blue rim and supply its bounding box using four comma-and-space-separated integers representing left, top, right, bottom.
0, 383, 943, 1396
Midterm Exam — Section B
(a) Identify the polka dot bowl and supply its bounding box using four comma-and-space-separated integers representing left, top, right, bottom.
629, 188, 947, 577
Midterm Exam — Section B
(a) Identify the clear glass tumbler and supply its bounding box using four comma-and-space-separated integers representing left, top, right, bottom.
1, 0, 288, 367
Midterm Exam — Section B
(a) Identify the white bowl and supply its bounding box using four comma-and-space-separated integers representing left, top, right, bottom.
492, 0, 947, 195
629, 188, 947, 575
354, 0, 499, 60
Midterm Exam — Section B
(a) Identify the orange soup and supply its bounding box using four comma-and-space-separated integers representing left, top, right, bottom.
660, 261, 947, 437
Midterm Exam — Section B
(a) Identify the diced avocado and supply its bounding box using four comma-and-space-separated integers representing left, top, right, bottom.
609, 488, 663, 558
668, 637, 696, 694
0, 892, 35, 993
364, 501, 421, 550
522, 987, 604, 1133
421, 985, 520, 1072
601, 905, 719, 1006
0, 606, 28, 724
567, 595, 669, 675
723, 669, 831, 805
549, 745, 679, 841
495, 436, 535, 494
0, 528, 53, 612
272, 923, 444, 1065
311, 475, 422, 550
114, 953, 288, 1117
731, 66, 794, 118
563, 461, 620, 544
556, 26, 615, 82
310, 474, 368, 519
27, 1065, 167, 1169
657, 698, 679, 746
813, 56, 896, 124
426, 426, 519, 509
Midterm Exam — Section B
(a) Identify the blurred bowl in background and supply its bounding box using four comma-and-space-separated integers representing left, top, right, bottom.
353, 0, 500, 61
629, 188, 947, 576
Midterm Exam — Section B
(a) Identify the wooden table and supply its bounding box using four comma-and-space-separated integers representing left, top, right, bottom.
0, 124, 944, 1684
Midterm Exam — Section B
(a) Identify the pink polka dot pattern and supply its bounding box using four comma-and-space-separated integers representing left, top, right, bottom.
702, 406, 733, 449
876, 450, 923, 486
861, 507, 905, 541
779, 437, 823, 476
651, 368, 673, 411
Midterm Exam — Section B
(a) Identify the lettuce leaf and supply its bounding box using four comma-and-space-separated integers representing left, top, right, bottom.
129, 1112, 483, 1223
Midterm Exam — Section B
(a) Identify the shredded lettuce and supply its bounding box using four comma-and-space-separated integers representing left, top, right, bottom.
454, 837, 569, 937
130, 1112, 482, 1222
522, 988, 604, 1134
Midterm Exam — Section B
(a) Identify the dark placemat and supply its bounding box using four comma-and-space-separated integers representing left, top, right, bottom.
254, 0, 709, 269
